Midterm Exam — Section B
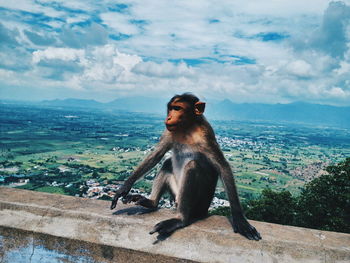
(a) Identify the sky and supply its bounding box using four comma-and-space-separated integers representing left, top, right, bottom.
0, 0, 350, 105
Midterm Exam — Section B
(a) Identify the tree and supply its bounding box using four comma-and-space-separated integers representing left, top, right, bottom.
92, 170, 99, 178
209, 206, 230, 216
296, 158, 350, 233
99, 195, 112, 201
245, 189, 297, 225
211, 158, 350, 234
210, 189, 297, 224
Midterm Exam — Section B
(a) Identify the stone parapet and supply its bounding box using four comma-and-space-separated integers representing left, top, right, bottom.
0, 187, 349, 262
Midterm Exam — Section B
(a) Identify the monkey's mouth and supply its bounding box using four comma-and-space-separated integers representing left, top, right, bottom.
166, 124, 178, 130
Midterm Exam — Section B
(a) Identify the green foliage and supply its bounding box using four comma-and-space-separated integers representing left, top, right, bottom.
215, 191, 228, 200
15, 183, 36, 190
245, 189, 296, 225
134, 180, 152, 193
64, 184, 80, 196
209, 206, 230, 216
296, 158, 350, 233
115, 171, 129, 181
92, 170, 99, 178
34, 186, 67, 195
243, 158, 350, 233
98, 195, 112, 201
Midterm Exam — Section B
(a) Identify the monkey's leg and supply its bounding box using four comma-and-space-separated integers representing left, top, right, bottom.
151, 160, 214, 236
123, 159, 176, 208
177, 160, 216, 222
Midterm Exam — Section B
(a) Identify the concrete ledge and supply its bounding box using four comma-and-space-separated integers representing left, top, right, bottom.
0, 187, 349, 263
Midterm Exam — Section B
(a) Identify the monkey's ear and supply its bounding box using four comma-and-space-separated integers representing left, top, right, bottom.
194, 101, 206, 115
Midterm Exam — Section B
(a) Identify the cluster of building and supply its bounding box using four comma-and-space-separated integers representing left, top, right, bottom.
82, 179, 230, 210
83, 179, 118, 199
216, 136, 263, 149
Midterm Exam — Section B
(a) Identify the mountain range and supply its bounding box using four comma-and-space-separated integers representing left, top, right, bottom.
14, 97, 350, 128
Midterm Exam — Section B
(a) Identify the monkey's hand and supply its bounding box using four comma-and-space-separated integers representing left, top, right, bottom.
232, 216, 262, 241
110, 184, 131, 209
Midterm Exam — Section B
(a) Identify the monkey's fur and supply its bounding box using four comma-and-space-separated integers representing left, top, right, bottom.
111, 93, 261, 241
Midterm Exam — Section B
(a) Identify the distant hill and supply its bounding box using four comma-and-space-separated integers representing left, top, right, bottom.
107, 96, 167, 114
208, 100, 350, 128
22, 97, 350, 128
41, 99, 104, 109
39, 97, 167, 113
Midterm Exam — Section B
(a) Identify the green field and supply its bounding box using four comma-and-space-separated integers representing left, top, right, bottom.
1, 104, 349, 201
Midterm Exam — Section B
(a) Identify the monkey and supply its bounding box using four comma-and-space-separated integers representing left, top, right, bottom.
111, 93, 261, 241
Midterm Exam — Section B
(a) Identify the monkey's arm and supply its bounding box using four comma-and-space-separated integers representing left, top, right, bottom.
111, 132, 172, 209
217, 159, 262, 240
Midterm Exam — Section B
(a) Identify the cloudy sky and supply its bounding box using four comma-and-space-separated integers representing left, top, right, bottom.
0, 0, 350, 105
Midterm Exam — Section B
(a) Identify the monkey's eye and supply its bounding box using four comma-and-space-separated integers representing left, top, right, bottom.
172, 106, 182, 111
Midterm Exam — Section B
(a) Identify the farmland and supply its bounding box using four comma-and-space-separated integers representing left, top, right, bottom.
1, 103, 349, 204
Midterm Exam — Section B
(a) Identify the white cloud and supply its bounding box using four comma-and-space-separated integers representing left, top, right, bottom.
29, 45, 143, 86
1, 0, 350, 105
316, 2, 350, 57
100, 12, 139, 35
59, 23, 109, 48
228, 0, 331, 16
0, 0, 64, 17
285, 60, 313, 78
36, 0, 95, 11
82, 45, 141, 83
32, 47, 85, 64
113, 52, 142, 71
334, 61, 350, 75
326, 87, 347, 98
132, 61, 194, 78
0, 68, 15, 78
66, 14, 91, 24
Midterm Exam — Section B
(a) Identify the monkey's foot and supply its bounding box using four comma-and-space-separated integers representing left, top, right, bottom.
122, 194, 156, 208
232, 217, 262, 241
149, 218, 184, 237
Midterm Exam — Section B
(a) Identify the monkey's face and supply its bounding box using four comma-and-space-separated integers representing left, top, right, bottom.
165, 101, 193, 132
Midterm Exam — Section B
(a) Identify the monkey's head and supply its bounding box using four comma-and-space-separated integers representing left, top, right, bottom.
165, 93, 206, 132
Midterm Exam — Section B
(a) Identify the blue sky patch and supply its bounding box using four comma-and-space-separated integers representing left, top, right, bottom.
70, 17, 104, 28
169, 56, 256, 66
169, 58, 206, 66
0, 7, 64, 30
222, 55, 256, 65
24, 30, 56, 46
256, 32, 289, 41
108, 3, 130, 13
141, 56, 164, 63
37, 1, 87, 15
130, 19, 148, 25
110, 33, 131, 41
209, 19, 220, 24
234, 31, 289, 42
129, 19, 148, 30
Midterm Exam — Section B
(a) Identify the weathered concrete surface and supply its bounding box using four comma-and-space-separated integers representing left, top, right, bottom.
0, 187, 349, 263
0, 226, 193, 263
